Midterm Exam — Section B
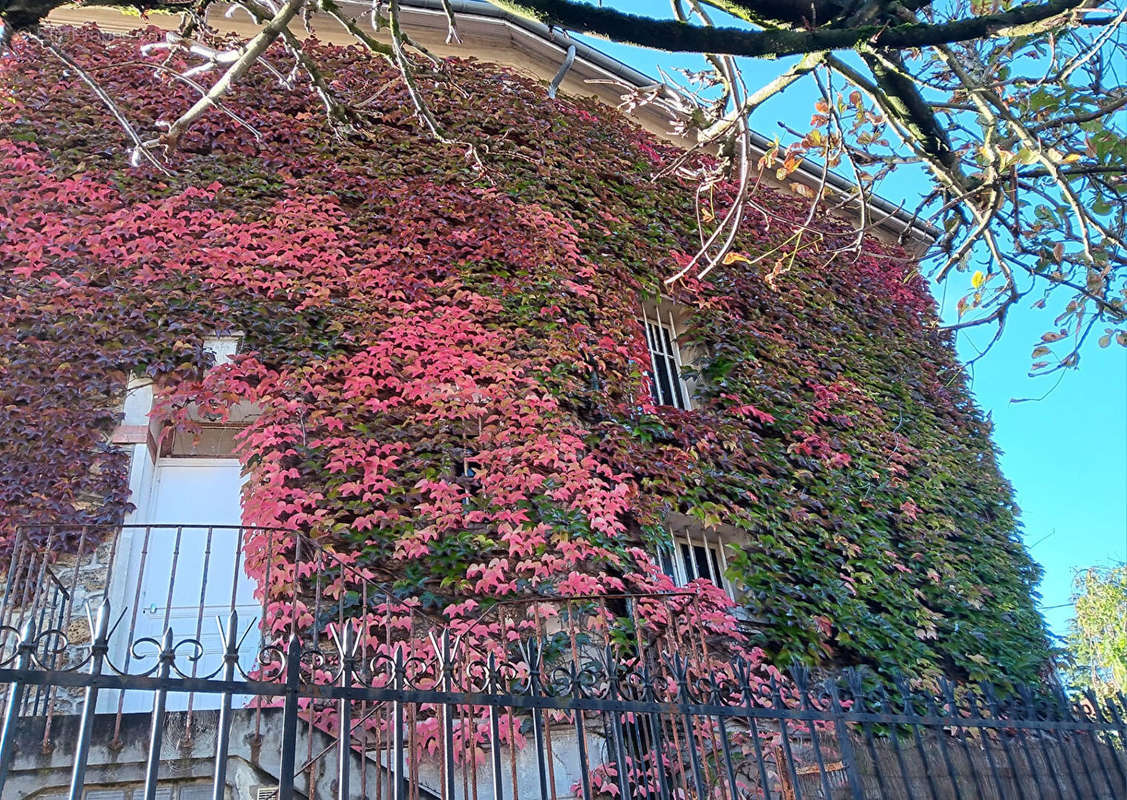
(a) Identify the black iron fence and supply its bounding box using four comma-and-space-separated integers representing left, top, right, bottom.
0, 525, 1125, 800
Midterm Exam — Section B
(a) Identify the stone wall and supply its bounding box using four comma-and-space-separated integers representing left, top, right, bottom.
1, 531, 118, 717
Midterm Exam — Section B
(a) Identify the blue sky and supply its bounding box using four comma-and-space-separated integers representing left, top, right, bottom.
571, 4, 1127, 646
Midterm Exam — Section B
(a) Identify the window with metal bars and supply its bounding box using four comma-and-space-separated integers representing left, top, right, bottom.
659, 531, 732, 598
641, 307, 691, 410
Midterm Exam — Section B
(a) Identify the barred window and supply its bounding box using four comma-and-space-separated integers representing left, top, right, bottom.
659, 529, 732, 599
641, 306, 691, 410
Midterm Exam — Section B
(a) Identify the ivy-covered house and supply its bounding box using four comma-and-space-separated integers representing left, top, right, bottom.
0, 6, 1053, 797
1, 5, 1051, 681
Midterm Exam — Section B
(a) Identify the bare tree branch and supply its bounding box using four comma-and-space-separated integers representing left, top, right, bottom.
157, 0, 304, 149
29, 33, 171, 173
488, 0, 1089, 59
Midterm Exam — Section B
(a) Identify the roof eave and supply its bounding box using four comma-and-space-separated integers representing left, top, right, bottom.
394, 0, 940, 248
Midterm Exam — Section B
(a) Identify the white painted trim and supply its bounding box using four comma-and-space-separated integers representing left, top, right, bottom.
155, 457, 241, 469
666, 524, 734, 600
203, 334, 242, 367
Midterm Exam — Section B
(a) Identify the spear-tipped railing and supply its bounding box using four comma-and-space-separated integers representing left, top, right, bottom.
2, 523, 1125, 800
0, 522, 709, 790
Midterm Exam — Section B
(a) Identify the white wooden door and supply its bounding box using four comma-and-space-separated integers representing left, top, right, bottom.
112, 459, 257, 712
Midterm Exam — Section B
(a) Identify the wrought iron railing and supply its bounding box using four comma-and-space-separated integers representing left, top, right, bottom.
1, 524, 1125, 800
0, 524, 705, 673
1, 609, 1126, 800
0, 523, 715, 793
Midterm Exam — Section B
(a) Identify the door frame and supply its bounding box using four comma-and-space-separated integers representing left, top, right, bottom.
102, 454, 248, 708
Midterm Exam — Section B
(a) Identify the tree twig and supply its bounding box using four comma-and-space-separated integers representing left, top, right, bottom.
29, 34, 171, 174
158, 0, 305, 149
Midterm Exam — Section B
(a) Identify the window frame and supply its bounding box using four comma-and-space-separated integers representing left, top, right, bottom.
203, 333, 242, 367
158, 422, 245, 458
641, 304, 692, 411
660, 526, 733, 599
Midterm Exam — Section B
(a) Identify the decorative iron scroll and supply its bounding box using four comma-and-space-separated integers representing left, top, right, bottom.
3, 525, 1126, 800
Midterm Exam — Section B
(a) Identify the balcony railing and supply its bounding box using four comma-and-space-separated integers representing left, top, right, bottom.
0, 524, 707, 689
0, 523, 714, 792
